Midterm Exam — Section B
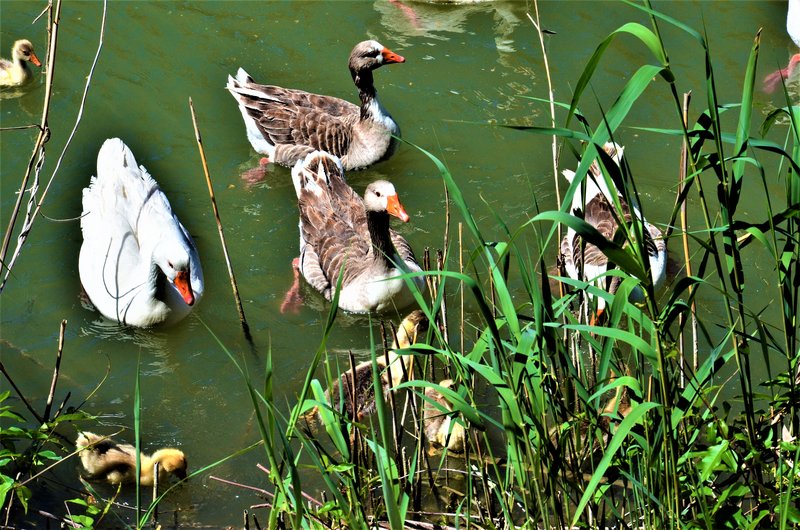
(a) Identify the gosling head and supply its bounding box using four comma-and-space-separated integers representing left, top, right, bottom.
12, 39, 41, 66
392, 310, 429, 349
152, 448, 188, 480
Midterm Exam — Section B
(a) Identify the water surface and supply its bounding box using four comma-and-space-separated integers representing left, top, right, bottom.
0, 1, 790, 526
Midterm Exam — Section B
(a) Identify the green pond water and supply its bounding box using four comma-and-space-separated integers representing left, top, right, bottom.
0, 0, 792, 526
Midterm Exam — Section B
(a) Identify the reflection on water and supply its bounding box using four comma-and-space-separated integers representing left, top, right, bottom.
375, 0, 520, 56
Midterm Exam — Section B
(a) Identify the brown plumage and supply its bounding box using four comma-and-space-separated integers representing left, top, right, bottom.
314, 310, 429, 422
0, 39, 41, 87
559, 142, 667, 314
227, 40, 405, 170
76, 432, 187, 487
291, 151, 424, 313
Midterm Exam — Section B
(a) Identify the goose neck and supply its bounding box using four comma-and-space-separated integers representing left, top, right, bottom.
366, 209, 393, 266
354, 70, 377, 120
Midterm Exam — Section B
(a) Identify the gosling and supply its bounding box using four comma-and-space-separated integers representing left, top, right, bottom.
0, 39, 41, 86
76, 432, 187, 486
423, 379, 466, 454
315, 309, 429, 422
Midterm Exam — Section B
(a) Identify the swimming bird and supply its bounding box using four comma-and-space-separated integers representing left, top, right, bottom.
423, 379, 467, 454
311, 310, 429, 423
559, 142, 666, 321
227, 40, 405, 170
285, 151, 424, 313
79, 138, 204, 327
0, 39, 41, 86
764, 0, 800, 93
76, 432, 187, 487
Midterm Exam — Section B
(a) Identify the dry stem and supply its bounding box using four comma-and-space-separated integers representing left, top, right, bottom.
188, 97, 252, 343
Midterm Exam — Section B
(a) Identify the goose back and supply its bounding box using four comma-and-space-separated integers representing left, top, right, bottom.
291, 151, 423, 312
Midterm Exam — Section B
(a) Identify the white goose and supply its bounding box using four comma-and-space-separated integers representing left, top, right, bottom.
79, 138, 204, 327
227, 40, 405, 171
287, 151, 424, 313
0, 39, 41, 87
560, 142, 666, 320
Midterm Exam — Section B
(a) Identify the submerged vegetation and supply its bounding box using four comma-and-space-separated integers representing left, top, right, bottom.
2, 1, 799, 529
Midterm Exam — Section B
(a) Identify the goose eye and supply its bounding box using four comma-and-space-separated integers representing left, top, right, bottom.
167, 260, 174, 269
374, 190, 381, 197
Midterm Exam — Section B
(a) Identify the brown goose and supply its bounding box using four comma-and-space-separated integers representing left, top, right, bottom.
227, 40, 405, 171
0, 39, 41, 87
76, 432, 187, 487
560, 142, 666, 319
289, 151, 424, 313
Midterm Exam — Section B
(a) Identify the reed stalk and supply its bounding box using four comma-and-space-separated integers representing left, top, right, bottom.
188, 98, 252, 343
1, 0, 106, 293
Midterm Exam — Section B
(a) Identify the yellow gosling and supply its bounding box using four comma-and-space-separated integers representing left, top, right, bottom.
0, 39, 41, 86
423, 379, 466, 454
76, 432, 187, 487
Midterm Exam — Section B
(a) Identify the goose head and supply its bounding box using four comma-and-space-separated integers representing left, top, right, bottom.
152, 242, 196, 306
364, 180, 409, 222
12, 39, 41, 66
349, 40, 405, 86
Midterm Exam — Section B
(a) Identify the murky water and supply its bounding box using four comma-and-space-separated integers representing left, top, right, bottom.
0, 0, 790, 526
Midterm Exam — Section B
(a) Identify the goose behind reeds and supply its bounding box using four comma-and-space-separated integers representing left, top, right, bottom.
76, 432, 187, 487
287, 151, 424, 313
227, 40, 405, 170
0, 39, 41, 86
79, 138, 204, 327
559, 142, 666, 320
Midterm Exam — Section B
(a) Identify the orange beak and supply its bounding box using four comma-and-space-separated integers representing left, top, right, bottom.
386, 194, 410, 222
590, 308, 605, 327
381, 47, 405, 64
173, 270, 195, 305
30, 52, 41, 67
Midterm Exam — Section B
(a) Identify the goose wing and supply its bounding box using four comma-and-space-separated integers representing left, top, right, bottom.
228, 80, 358, 159
566, 193, 633, 276
298, 193, 371, 297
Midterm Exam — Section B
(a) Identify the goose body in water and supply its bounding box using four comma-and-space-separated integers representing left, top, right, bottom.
286, 151, 424, 313
227, 40, 405, 170
79, 138, 203, 327
764, 0, 800, 92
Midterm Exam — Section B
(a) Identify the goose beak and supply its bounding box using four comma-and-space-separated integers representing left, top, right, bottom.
30, 52, 41, 67
386, 194, 410, 222
381, 48, 405, 64
173, 270, 195, 305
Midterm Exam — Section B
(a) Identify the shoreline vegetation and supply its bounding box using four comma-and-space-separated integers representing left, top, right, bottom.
2, 1, 799, 529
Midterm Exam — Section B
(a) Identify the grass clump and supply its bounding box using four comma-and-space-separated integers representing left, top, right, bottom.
214, 3, 800, 529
